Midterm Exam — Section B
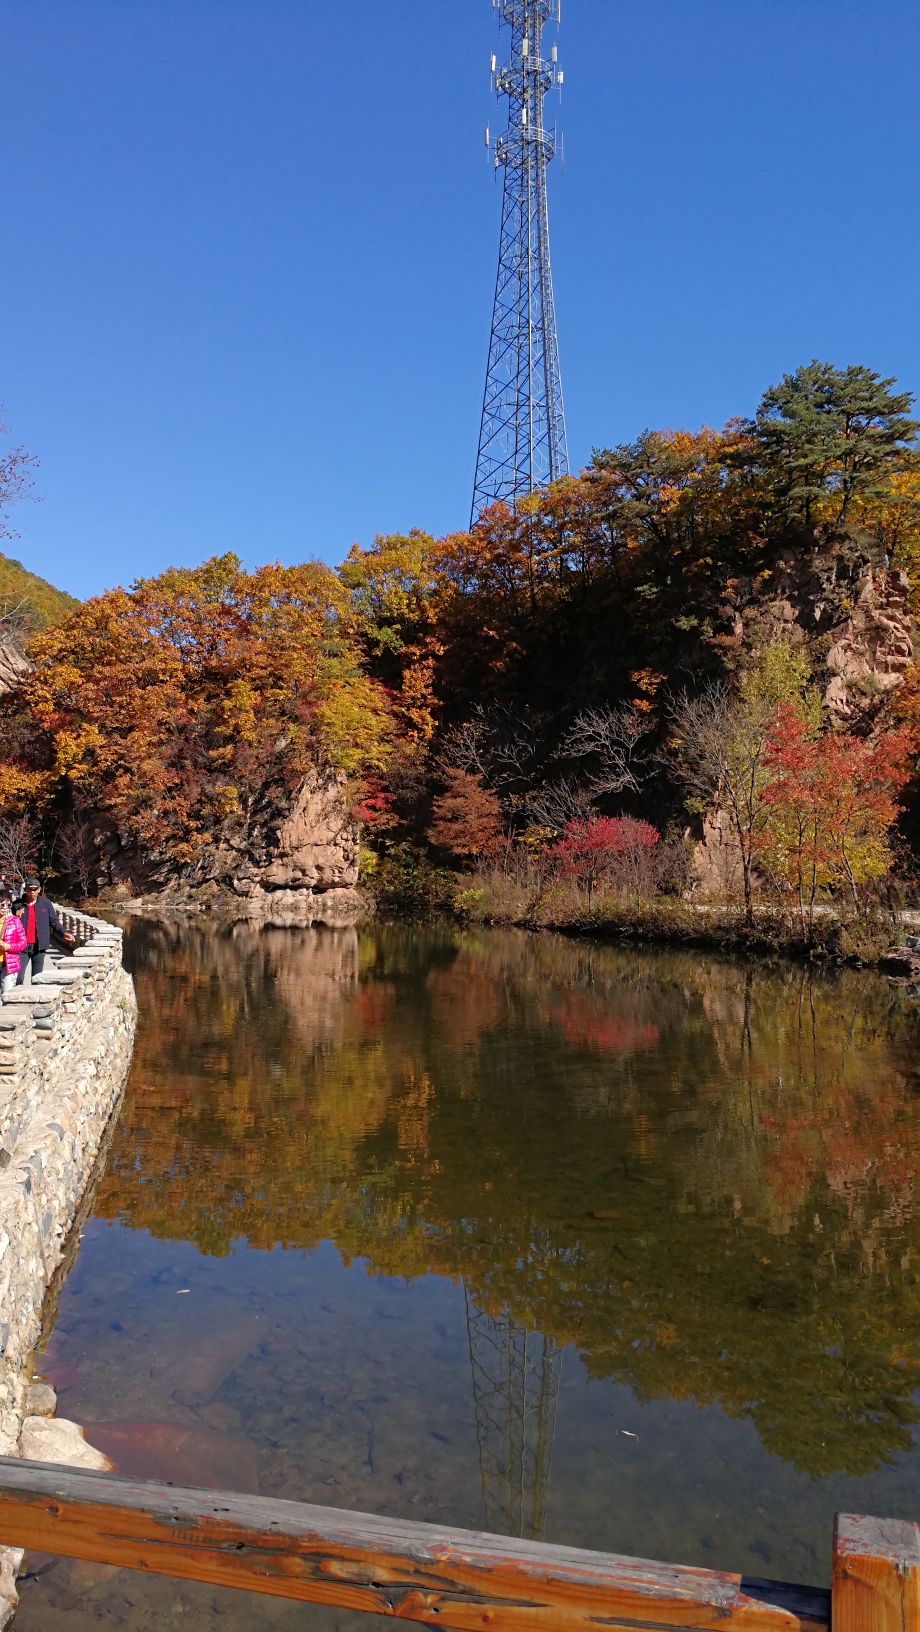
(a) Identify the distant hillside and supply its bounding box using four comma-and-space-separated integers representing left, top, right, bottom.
0, 552, 79, 631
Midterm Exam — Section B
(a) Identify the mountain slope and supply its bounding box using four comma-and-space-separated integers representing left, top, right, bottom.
0, 551, 79, 630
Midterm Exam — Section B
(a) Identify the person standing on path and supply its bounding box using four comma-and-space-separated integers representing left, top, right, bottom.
0, 888, 27, 994
16, 876, 74, 984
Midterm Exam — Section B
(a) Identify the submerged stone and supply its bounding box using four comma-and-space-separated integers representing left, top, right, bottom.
82, 1420, 260, 1492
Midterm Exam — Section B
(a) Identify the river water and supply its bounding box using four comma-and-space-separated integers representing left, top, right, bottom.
13, 920, 920, 1628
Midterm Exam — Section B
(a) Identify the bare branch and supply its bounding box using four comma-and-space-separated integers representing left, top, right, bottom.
0, 420, 41, 540
561, 704, 654, 795
56, 816, 99, 898
526, 777, 596, 834
666, 683, 734, 803
440, 706, 542, 789
440, 716, 493, 781
0, 817, 39, 890
0, 597, 33, 639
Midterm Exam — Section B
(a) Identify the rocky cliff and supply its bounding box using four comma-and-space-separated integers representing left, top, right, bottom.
691, 541, 917, 892
735, 538, 914, 729
88, 769, 362, 924
230, 769, 361, 923
0, 638, 29, 700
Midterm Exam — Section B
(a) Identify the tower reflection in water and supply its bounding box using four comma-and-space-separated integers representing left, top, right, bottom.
466, 1289, 562, 1540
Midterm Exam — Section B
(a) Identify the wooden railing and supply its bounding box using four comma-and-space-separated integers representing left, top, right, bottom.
0, 1459, 913, 1630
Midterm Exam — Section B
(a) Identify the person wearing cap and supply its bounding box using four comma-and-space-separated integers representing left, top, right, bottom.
0, 888, 27, 994
15, 877, 74, 985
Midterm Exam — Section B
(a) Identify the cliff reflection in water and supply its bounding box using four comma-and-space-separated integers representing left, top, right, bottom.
97, 920, 920, 1487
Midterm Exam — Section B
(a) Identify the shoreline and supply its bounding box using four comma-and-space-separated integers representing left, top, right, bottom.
0, 912, 137, 1624
88, 888, 920, 980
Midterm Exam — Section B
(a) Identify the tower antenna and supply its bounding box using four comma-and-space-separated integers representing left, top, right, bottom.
472, 0, 569, 523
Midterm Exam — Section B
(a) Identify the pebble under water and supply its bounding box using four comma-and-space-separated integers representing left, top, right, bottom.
12, 919, 920, 1629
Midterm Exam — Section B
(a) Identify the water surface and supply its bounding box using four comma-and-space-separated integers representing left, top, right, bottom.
14, 922, 920, 1628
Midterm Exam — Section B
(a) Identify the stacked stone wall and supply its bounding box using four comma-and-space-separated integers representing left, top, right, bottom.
0, 909, 137, 1620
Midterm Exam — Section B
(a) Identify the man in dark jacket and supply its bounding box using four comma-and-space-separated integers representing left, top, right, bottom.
16, 877, 74, 984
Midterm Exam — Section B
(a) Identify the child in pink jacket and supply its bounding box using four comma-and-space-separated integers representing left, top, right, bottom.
1, 889, 28, 994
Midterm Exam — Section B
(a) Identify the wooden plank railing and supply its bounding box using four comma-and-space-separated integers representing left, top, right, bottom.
833, 1514, 920, 1632
0, 1459, 915, 1630
0, 1456, 844, 1631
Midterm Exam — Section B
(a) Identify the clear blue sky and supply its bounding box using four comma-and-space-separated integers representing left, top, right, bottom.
2, 0, 919, 600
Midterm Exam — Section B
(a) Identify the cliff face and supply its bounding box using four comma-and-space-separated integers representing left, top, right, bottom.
0, 638, 29, 699
739, 542, 914, 729
824, 568, 913, 722
231, 769, 361, 923
239, 770, 359, 895
87, 768, 362, 922
691, 544, 917, 891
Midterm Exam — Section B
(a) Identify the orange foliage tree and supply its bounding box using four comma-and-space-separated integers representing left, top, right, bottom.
0, 553, 392, 876
427, 769, 504, 861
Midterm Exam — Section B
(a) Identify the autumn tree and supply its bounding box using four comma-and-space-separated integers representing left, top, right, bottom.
550, 815, 659, 907
427, 769, 504, 862
757, 706, 914, 931
670, 641, 820, 921
0, 553, 393, 879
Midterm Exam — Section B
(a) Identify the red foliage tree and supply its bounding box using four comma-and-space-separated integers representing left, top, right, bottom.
757, 704, 915, 930
550, 815, 660, 906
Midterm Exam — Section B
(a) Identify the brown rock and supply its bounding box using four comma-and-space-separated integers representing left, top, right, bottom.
19, 1417, 113, 1471
256, 768, 359, 892
825, 568, 914, 723
690, 810, 744, 896
0, 638, 29, 700
24, 1383, 56, 1418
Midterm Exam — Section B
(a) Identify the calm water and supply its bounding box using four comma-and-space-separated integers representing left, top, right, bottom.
14, 921, 920, 1629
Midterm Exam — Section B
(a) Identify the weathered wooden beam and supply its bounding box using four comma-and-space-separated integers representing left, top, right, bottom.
0, 1457, 829, 1632
833, 1513, 920, 1632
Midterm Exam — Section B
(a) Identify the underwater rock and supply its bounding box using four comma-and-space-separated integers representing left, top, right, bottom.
196, 1401, 243, 1433
171, 1311, 263, 1406
82, 1421, 260, 1492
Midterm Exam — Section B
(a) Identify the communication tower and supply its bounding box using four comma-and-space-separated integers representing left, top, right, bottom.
472, 1, 569, 523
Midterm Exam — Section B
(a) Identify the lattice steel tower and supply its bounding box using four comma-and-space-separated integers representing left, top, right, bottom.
472, 0, 569, 523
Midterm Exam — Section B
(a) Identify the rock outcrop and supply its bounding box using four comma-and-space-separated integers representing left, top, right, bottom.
824, 567, 913, 722
691, 542, 916, 892
739, 540, 915, 728
0, 637, 29, 699
690, 809, 744, 897
74, 769, 363, 923
231, 769, 360, 920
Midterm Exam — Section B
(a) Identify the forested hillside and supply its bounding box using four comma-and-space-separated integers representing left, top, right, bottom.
0, 552, 78, 631
2, 360, 920, 939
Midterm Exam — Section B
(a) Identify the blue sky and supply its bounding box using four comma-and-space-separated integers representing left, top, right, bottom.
2, 0, 919, 600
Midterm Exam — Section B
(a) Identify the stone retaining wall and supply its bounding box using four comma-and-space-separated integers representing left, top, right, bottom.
0, 909, 137, 1621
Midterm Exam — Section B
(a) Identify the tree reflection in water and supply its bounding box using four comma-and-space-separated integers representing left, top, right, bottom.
89, 919, 920, 1491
